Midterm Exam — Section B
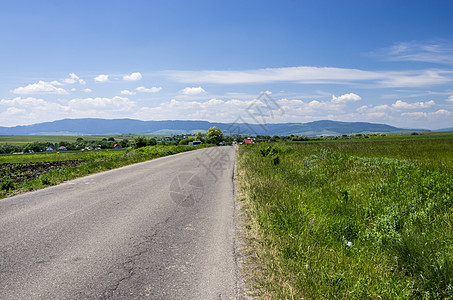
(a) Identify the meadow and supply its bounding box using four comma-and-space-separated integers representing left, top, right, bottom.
237, 134, 453, 299
0, 145, 205, 199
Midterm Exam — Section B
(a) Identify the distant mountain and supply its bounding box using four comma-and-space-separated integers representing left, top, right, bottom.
437, 127, 453, 132
0, 118, 430, 136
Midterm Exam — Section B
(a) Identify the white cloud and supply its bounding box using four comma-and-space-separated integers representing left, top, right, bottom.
306, 100, 343, 111
83, 88, 92, 93
392, 100, 435, 110
12, 81, 68, 95
431, 109, 451, 116
134, 96, 347, 123
5, 107, 26, 115
357, 99, 439, 121
0, 97, 48, 106
68, 96, 134, 110
447, 95, 453, 102
180, 86, 206, 95
0, 96, 136, 126
331, 93, 362, 103
70, 88, 76, 92
0, 97, 70, 126
136, 86, 162, 93
401, 111, 427, 118
380, 41, 453, 65
400, 110, 450, 119
162, 66, 453, 88
121, 89, 136, 95
123, 72, 142, 81
51, 80, 63, 86
64, 73, 86, 85
94, 74, 109, 82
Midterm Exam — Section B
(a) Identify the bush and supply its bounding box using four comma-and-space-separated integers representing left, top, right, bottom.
1, 176, 16, 191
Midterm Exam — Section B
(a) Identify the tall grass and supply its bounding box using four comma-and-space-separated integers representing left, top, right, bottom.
237, 138, 453, 299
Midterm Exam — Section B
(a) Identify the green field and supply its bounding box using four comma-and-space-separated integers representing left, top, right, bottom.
0, 145, 206, 199
237, 134, 453, 299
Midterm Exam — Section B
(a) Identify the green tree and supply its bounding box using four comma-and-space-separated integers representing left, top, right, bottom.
134, 136, 147, 148
205, 127, 223, 145
195, 131, 204, 142
120, 139, 130, 147
179, 137, 196, 145
148, 138, 157, 146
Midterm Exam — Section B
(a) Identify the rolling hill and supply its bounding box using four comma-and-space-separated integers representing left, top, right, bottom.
0, 118, 429, 136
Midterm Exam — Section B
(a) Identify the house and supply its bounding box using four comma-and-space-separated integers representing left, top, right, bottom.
58, 146, 67, 151
114, 144, 122, 149
45, 146, 57, 152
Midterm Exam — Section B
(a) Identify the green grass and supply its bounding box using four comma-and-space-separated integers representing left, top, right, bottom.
0, 148, 126, 164
0, 145, 206, 198
237, 136, 453, 299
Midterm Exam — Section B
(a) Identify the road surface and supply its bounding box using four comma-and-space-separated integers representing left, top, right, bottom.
0, 146, 237, 299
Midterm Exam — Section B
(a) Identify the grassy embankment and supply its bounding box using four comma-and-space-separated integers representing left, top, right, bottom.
0, 145, 205, 199
237, 134, 453, 299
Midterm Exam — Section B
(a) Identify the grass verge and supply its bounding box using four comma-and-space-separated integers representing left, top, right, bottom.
236, 138, 453, 299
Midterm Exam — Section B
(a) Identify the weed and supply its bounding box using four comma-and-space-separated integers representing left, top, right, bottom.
237, 136, 453, 299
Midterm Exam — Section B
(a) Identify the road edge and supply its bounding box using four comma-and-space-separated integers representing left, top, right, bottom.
233, 145, 257, 300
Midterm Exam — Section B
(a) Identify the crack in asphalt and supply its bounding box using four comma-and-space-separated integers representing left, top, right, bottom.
100, 216, 172, 299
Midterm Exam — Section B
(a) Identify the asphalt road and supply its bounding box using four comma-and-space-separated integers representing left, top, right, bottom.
0, 146, 237, 299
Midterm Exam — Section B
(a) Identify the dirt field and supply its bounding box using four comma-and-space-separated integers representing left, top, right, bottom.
0, 161, 84, 184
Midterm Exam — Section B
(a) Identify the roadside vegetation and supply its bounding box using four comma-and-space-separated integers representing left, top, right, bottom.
0, 144, 209, 199
237, 133, 453, 299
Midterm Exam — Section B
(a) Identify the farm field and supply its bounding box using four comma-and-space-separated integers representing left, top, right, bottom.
0, 145, 205, 199
0, 134, 135, 145
237, 133, 453, 299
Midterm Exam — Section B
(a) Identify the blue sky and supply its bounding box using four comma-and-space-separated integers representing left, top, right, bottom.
1, 0, 452, 129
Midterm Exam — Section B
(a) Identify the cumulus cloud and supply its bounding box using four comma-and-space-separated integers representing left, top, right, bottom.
431, 109, 451, 116
123, 72, 142, 81
94, 74, 109, 82
5, 107, 26, 115
67, 96, 134, 110
358, 100, 436, 116
401, 109, 450, 119
64, 73, 86, 85
134, 96, 347, 123
51, 80, 63, 86
357, 104, 391, 113
12, 81, 68, 95
83, 88, 92, 93
331, 93, 362, 103
447, 95, 453, 102
121, 89, 136, 95
136, 86, 162, 93
0, 97, 48, 106
134, 98, 249, 121
0, 96, 136, 126
180, 86, 206, 95
392, 100, 435, 110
